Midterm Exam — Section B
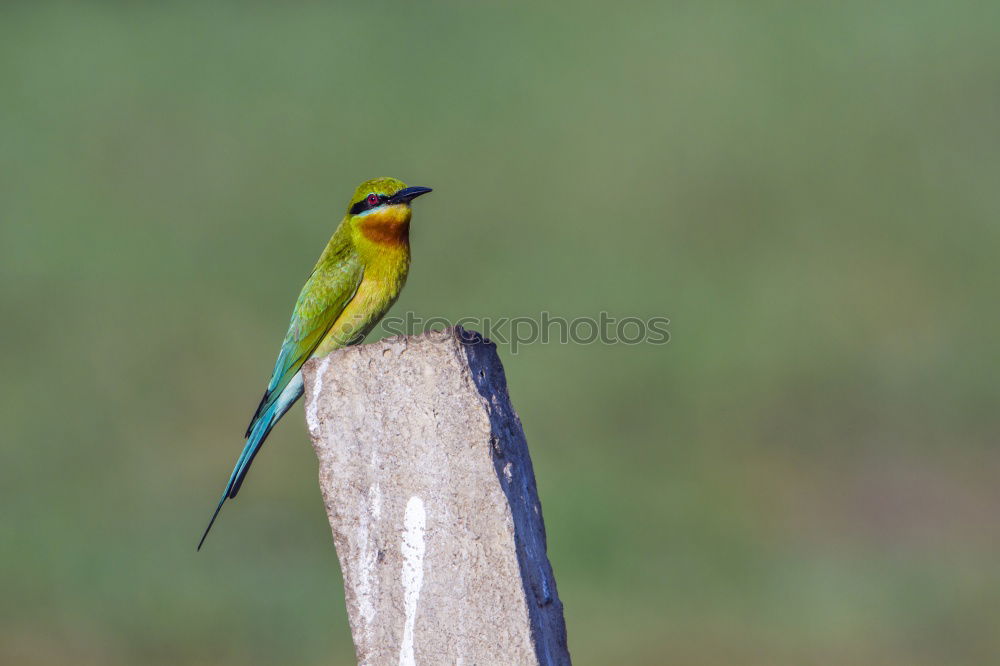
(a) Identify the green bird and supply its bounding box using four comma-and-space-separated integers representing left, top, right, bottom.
198, 177, 432, 550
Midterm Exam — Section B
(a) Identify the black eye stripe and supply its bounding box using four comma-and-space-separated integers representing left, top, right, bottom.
349, 193, 390, 215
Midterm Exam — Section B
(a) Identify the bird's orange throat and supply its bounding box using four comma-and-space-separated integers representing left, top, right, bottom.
358, 205, 411, 247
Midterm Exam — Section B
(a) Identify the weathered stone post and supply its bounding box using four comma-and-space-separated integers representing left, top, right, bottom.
302, 327, 570, 665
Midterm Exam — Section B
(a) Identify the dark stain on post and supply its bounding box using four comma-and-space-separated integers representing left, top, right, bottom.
458, 327, 571, 666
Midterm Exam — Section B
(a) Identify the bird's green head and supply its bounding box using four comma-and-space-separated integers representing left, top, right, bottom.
345, 177, 432, 247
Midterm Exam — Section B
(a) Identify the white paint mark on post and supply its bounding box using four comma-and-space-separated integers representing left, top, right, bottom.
353, 483, 382, 646
372, 483, 382, 520
306, 356, 332, 437
399, 496, 426, 666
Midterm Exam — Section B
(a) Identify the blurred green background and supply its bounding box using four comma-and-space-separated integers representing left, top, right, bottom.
2, 2, 998, 664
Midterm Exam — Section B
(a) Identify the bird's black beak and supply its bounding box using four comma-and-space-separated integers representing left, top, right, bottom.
389, 186, 433, 204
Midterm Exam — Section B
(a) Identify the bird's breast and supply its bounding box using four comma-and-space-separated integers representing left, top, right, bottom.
316, 265, 408, 356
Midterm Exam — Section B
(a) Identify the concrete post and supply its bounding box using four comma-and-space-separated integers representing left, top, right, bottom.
302, 327, 570, 665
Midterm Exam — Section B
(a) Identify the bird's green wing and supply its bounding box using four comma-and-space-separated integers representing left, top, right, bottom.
245, 246, 363, 436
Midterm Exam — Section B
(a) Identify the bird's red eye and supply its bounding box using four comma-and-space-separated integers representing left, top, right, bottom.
366, 193, 379, 207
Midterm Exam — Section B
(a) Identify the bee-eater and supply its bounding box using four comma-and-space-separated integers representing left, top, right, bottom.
198, 177, 432, 550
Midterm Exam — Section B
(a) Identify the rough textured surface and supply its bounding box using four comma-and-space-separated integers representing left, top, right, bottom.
302, 327, 570, 666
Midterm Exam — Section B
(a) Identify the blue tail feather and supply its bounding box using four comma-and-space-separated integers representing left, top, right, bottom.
197, 373, 304, 550
197, 410, 274, 551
